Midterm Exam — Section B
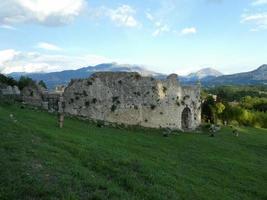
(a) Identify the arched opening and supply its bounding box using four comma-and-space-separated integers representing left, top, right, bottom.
181, 107, 192, 130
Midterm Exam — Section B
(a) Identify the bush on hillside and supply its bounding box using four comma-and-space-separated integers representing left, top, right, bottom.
0, 74, 17, 86
18, 76, 36, 90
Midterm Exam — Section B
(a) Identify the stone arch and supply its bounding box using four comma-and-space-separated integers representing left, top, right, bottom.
181, 107, 192, 130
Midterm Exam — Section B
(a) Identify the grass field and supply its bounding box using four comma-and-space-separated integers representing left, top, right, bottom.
0, 104, 267, 200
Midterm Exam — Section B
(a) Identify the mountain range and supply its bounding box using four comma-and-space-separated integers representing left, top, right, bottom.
202, 64, 267, 85
8, 63, 267, 89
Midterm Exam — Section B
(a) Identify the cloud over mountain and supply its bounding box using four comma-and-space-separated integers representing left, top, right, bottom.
0, 49, 112, 74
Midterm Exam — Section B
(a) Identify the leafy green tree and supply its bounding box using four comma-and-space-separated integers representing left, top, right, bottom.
38, 80, 47, 89
0, 74, 18, 86
202, 95, 216, 123
18, 76, 35, 90
205, 85, 267, 127
254, 102, 267, 112
241, 96, 267, 112
216, 102, 225, 115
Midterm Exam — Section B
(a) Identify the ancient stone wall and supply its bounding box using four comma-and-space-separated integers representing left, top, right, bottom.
63, 72, 201, 130
0, 85, 21, 102
21, 85, 61, 112
0, 85, 20, 95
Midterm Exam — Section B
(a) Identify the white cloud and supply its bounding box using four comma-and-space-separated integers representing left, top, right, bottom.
242, 0, 267, 31
146, 12, 154, 21
146, 11, 197, 38
106, 5, 139, 28
241, 12, 267, 31
0, 24, 16, 30
0, 49, 20, 72
0, 0, 86, 26
146, 12, 170, 36
180, 27, 197, 35
152, 24, 170, 37
36, 42, 62, 51
251, 0, 267, 6
0, 49, 113, 74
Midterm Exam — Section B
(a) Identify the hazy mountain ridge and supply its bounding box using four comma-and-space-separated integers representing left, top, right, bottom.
203, 64, 267, 85
9, 63, 164, 89
8, 64, 267, 89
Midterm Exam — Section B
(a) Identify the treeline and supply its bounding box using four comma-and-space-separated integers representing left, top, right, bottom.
202, 85, 267, 128
0, 74, 47, 90
206, 85, 267, 101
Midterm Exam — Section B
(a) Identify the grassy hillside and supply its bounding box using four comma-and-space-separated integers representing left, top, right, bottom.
0, 104, 267, 200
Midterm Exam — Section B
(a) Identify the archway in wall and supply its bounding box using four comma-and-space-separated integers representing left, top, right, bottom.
181, 107, 192, 130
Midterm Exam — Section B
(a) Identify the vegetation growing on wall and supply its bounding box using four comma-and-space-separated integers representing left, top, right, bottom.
163, 86, 167, 93
111, 104, 117, 112
150, 104, 156, 110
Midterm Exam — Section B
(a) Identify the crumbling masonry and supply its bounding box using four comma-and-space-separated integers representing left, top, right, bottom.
17, 72, 201, 130
63, 72, 201, 130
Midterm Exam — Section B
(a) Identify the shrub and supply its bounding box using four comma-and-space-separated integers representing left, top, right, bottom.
0, 74, 17, 86
111, 104, 117, 112
150, 104, 156, 110
92, 98, 97, 104
38, 80, 47, 89
83, 90, 88, 96
134, 74, 141, 80
18, 76, 36, 90
85, 101, 90, 107
112, 96, 119, 103
163, 87, 167, 93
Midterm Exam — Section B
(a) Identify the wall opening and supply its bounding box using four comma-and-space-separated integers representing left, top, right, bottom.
181, 107, 192, 130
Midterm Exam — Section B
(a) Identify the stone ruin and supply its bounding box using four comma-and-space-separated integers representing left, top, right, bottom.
2, 72, 201, 131
63, 72, 201, 130
0, 84, 21, 102
21, 84, 61, 112
0, 85, 20, 95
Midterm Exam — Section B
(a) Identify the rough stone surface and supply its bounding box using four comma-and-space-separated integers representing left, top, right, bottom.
21, 85, 61, 112
0, 85, 20, 95
21, 85, 45, 107
63, 72, 201, 130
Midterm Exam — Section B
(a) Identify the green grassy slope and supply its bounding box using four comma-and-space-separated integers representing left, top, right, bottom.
0, 104, 267, 200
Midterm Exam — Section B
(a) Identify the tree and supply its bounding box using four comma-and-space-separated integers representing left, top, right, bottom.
0, 74, 18, 86
38, 80, 47, 89
216, 102, 225, 115
18, 76, 35, 90
202, 95, 216, 123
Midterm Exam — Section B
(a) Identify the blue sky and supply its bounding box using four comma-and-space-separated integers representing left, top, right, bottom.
0, 0, 266, 75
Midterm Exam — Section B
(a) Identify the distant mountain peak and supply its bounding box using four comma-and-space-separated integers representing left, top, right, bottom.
256, 64, 267, 71
187, 67, 223, 79
8, 63, 164, 89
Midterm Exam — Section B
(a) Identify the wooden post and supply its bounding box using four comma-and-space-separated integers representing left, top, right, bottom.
58, 113, 64, 128
58, 95, 64, 128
